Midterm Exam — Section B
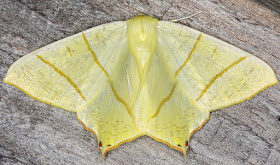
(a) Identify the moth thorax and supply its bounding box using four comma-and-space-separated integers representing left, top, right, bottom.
126, 15, 159, 69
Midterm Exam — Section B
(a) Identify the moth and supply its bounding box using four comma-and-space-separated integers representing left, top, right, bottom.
4, 15, 278, 159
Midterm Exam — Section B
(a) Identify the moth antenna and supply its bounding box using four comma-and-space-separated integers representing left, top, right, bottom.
170, 11, 203, 22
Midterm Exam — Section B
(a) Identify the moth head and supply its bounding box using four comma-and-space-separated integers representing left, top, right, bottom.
126, 15, 159, 67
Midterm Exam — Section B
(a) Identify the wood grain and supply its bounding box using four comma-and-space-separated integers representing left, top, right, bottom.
1, 0, 279, 164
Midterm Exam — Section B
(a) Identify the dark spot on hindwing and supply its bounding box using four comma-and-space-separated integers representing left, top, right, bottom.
99, 141, 102, 147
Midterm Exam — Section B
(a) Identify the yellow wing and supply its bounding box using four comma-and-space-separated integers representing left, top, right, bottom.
4, 21, 142, 156
143, 21, 277, 156
157, 21, 278, 111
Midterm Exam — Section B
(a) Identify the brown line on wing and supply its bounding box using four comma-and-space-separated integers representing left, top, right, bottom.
36, 54, 87, 101
175, 33, 202, 77
82, 32, 110, 78
81, 32, 133, 118
196, 56, 247, 101
150, 34, 202, 119
211, 47, 217, 57
151, 83, 176, 119
66, 46, 72, 57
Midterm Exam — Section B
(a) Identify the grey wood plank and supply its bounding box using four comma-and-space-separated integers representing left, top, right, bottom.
1, 0, 279, 164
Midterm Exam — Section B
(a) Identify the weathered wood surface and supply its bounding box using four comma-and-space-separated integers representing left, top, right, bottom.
1, 0, 280, 164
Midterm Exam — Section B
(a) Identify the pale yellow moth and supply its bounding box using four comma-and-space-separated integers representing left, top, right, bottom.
4, 15, 278, 159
